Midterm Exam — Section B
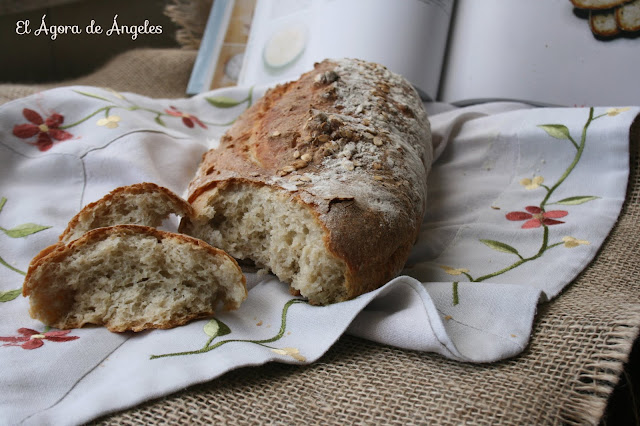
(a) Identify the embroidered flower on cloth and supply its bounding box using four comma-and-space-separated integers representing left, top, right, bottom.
96, 115, 121, 129
520, 176, 544, 190
271, 347, 306, 362
165, 106, 207, 129
0, 328, 79, 350
606, 107, 630, 117
12, 108, 73, 151
439, 265, 470, 276
506, 206, 568, 229
562, 236, 590, 248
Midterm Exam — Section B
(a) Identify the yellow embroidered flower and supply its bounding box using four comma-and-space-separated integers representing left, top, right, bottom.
520, 176, 544, 190
562, 236, 590, 248
97, 115, 121, 129
440, 265, 469, 276
606, 107, 630, 117
271, 347, 306, 362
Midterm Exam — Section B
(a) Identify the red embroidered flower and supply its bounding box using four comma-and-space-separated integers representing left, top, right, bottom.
165, 106, 207, 129
506, 206, 568, 229
12, 108, 73, 151
0, 328, 79, 350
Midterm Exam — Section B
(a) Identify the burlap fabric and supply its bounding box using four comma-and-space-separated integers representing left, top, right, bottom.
164, 0, 214, 49
0, 48, 197, 103
1, 49, 638, 425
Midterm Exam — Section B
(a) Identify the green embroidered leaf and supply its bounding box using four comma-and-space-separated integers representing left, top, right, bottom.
73, 90, 114, 103
0, 288, 21, 302
4, 223, 51, 238
154, 116, 166, 127
480, 239, 521, 256
538, 124, 571, 140
555, 195, 600, 205
203, 318, 231, 338
0, 197, 6, 213
206, 96, 244, 108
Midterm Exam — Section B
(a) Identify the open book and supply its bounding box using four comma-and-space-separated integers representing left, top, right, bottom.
187, 0, 640, 107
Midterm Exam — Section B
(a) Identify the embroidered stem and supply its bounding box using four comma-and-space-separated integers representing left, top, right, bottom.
149, 299, 305, 360
0, 255, 25, 276
541, 107, 593, 209
59, 106, 113, 129
452, 282, 459, 306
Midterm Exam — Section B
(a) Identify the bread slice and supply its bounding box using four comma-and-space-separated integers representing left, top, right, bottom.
616, 0, 640, 30
590, 9, 621, 35
59, 182, 194, 243
571, 0, 631, 10
182, 58, 432, 305
23, 225, 247, 332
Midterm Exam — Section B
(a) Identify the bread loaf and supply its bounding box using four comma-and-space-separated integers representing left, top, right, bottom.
59, 182, 193, 243
182, 58, 432, 305
23, 225, 247, 332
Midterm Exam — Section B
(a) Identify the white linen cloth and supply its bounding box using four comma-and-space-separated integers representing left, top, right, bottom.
0, 85, 635, 425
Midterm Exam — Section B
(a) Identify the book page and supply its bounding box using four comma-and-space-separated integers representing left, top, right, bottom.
439, 0, 640, 106
238, 0, 454, 100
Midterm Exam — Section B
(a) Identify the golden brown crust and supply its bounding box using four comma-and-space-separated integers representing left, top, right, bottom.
185, 58, 432, 304
59, 182, 194, 243
23, 225, 247, 332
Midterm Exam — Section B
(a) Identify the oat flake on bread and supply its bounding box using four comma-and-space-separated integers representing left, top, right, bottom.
182, 58, 433, 305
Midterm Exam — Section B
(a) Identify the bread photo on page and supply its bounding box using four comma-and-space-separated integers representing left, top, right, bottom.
182, 58, 433, 306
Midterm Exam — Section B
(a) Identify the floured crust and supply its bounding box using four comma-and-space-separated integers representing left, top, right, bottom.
59, 182, 194, 243
24, 225, 247, 332
184, 58, 432, 304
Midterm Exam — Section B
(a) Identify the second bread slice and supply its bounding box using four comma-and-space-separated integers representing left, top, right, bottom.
59, 182, 194, 243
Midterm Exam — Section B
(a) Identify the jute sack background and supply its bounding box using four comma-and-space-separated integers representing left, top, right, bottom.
0, 3, 637, 421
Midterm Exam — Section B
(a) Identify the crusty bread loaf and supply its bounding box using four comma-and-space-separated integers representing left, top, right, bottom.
23, 225, 247, 332
59, 182, 193, 243
590, 9, 621, 36
182, 58, 432, 305
616, 0, 640, 30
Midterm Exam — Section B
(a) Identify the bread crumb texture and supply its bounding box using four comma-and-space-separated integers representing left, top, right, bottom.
23, 225, 246, 332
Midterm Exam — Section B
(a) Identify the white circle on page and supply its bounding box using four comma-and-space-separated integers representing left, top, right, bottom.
263, 25, 307, 70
